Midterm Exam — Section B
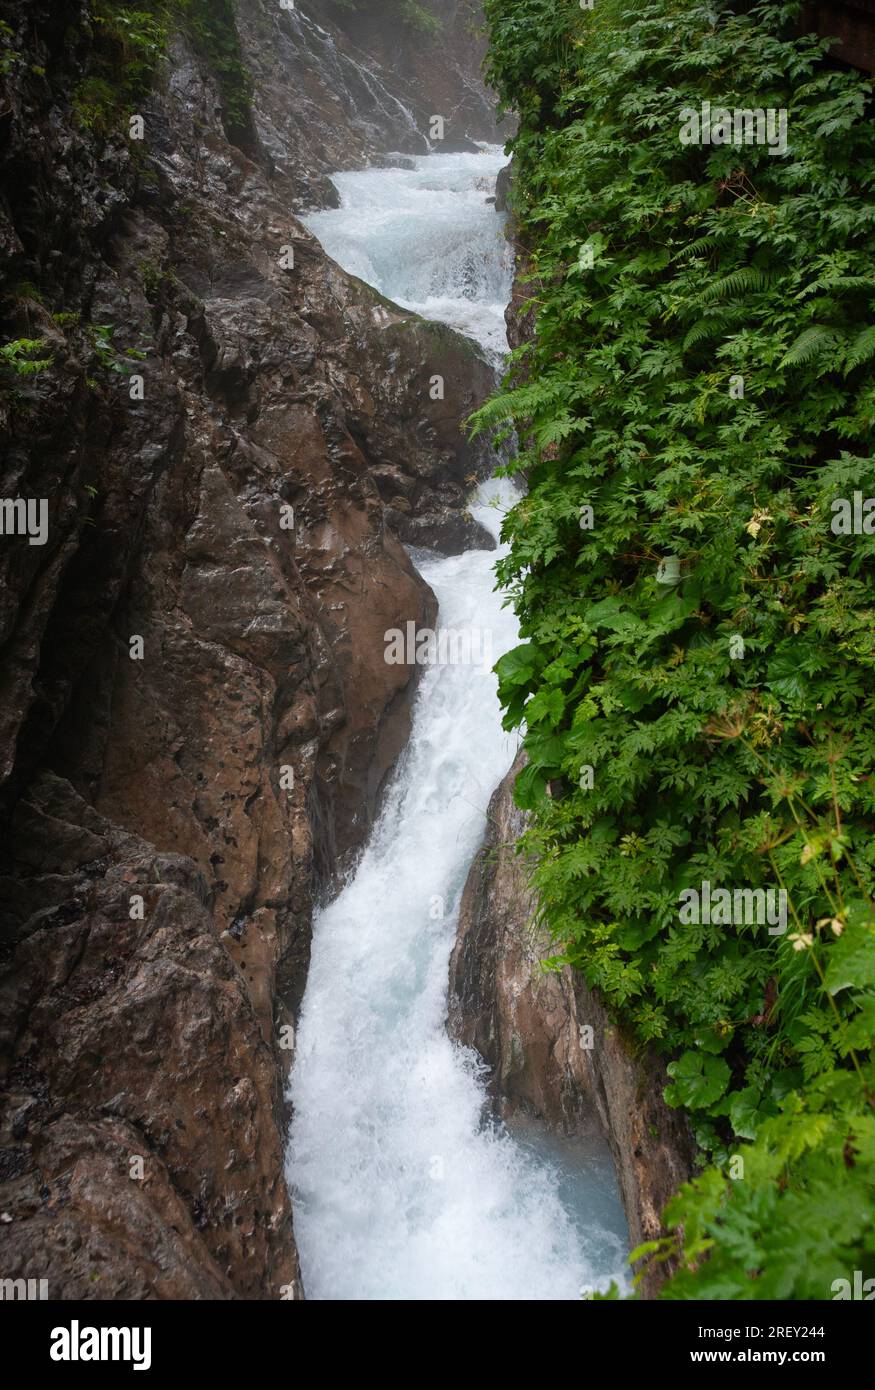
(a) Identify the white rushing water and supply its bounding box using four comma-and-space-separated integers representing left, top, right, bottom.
302, 149, 514, 359
287, 150, 629, 1300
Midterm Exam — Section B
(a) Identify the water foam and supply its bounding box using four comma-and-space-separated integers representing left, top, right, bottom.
302, 149, 514, 359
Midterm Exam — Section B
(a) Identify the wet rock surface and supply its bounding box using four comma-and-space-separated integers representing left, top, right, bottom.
0, 0, 499, 1298
307, 0, 509, 154
448, 754, 695, 1297
0, 774, 297, 1299
448, 753, 593, 1132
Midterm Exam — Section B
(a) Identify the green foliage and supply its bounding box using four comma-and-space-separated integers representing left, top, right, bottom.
8, 280, 48, 306
92, 1, 168, 93
396, 0, 442, 34
72, 2, 251, 144
657, 1066, 875, 1298
86, 322, 146, 374
179, 0, 253, 141
138, 257, 177, 302
72, 76, 121, 134
71, 2, 170, 131
479, 0, 875, 1298
0, 19, 20, 76
0, 338, 53, 375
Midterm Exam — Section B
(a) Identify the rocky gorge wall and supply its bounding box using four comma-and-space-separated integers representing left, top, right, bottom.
238, 0, 505, 207
307, 0, 508, 150
0, 0, 498, 1299
448, 754, 696, 1298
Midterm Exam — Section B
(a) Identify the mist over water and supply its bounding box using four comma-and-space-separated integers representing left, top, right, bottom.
287, 151, 629, 1300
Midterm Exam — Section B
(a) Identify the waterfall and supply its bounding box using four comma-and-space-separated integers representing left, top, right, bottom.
287, 150, 629, 1300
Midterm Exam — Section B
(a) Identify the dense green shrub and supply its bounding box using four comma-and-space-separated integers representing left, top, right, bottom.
476, 0, 875, 1298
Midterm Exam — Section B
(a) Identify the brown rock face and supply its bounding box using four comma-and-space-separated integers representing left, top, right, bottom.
448, 754, 695, 1297
571, 976, 696, 1299
0, 0, 501, 1298
449, 753, 592, 1131
0, 774, 296, 1300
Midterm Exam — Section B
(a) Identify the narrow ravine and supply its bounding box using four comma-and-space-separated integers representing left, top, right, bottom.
287, 150, 629, 1300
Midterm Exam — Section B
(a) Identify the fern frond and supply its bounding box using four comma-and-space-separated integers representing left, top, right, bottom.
682, 314, 731, 352
779, 325, 838, 369
699, 268, 773, 303
844, 325, 875, 373
674, 236, 719, 262
695, 265, 773, 301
